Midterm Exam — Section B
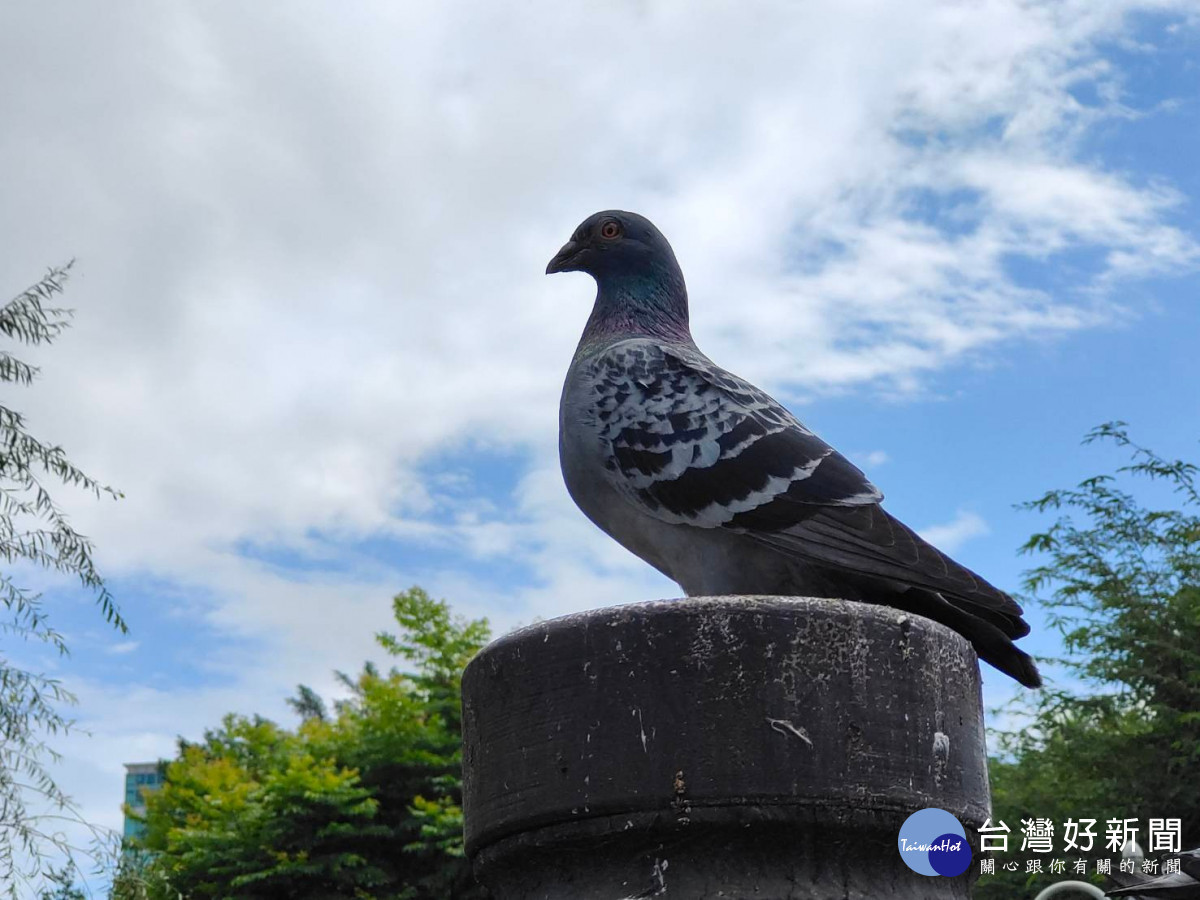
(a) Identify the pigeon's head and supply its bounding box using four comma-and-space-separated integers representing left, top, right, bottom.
546, 210, 682, 285
547, 210, 690, 342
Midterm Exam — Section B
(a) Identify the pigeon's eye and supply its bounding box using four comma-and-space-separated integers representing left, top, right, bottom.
599, 221, 623, 240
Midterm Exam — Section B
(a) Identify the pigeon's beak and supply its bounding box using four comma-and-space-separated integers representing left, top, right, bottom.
546, 240, 582, 275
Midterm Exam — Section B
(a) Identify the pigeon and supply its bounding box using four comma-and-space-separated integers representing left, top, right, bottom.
548, 210, 1041, 688
1106, 848, 1200, 898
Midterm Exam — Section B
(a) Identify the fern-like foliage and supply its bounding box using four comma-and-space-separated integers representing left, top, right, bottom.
1, 264, 125, 897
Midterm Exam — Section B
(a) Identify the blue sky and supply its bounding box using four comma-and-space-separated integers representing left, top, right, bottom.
2, 0, 1199, 892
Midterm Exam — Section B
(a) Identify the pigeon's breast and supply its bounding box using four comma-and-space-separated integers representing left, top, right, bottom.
558, 354, 623, 526
558, 347, 680, 575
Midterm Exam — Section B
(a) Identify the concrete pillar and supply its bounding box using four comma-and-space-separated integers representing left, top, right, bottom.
461, 596, 989, 899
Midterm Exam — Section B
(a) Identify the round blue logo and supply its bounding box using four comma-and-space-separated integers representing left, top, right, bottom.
897, 808, 972, 877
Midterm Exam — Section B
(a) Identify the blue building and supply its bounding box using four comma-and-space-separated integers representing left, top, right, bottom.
122, 761, 164, 840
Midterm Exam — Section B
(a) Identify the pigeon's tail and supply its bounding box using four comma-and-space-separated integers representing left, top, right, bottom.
981, 638, 1042, 690
899, 587, 1042, 688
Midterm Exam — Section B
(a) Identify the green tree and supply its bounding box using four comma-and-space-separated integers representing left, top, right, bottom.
978, 423, 1200, 899
128, 587, 491, 899
286, 684, 328, 723
332, 587, 490, 896
0, 265, 124, 897
36, 866, 87, 900
138, 716, 390, 898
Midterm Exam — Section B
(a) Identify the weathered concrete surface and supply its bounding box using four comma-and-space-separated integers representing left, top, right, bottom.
461, 596, 989, 899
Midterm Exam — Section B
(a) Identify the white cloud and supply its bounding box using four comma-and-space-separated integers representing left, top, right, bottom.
859, 450, 891, 469
3, 0, 1189, 579
918, 511, 992, 553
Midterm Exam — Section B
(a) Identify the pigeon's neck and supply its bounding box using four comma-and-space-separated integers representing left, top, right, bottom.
578, 271, 691, 354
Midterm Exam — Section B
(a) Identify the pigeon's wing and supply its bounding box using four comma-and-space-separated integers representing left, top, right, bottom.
588, 341, 883, 529
590, 342, 1027, 635
745, 501, 1030, 638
